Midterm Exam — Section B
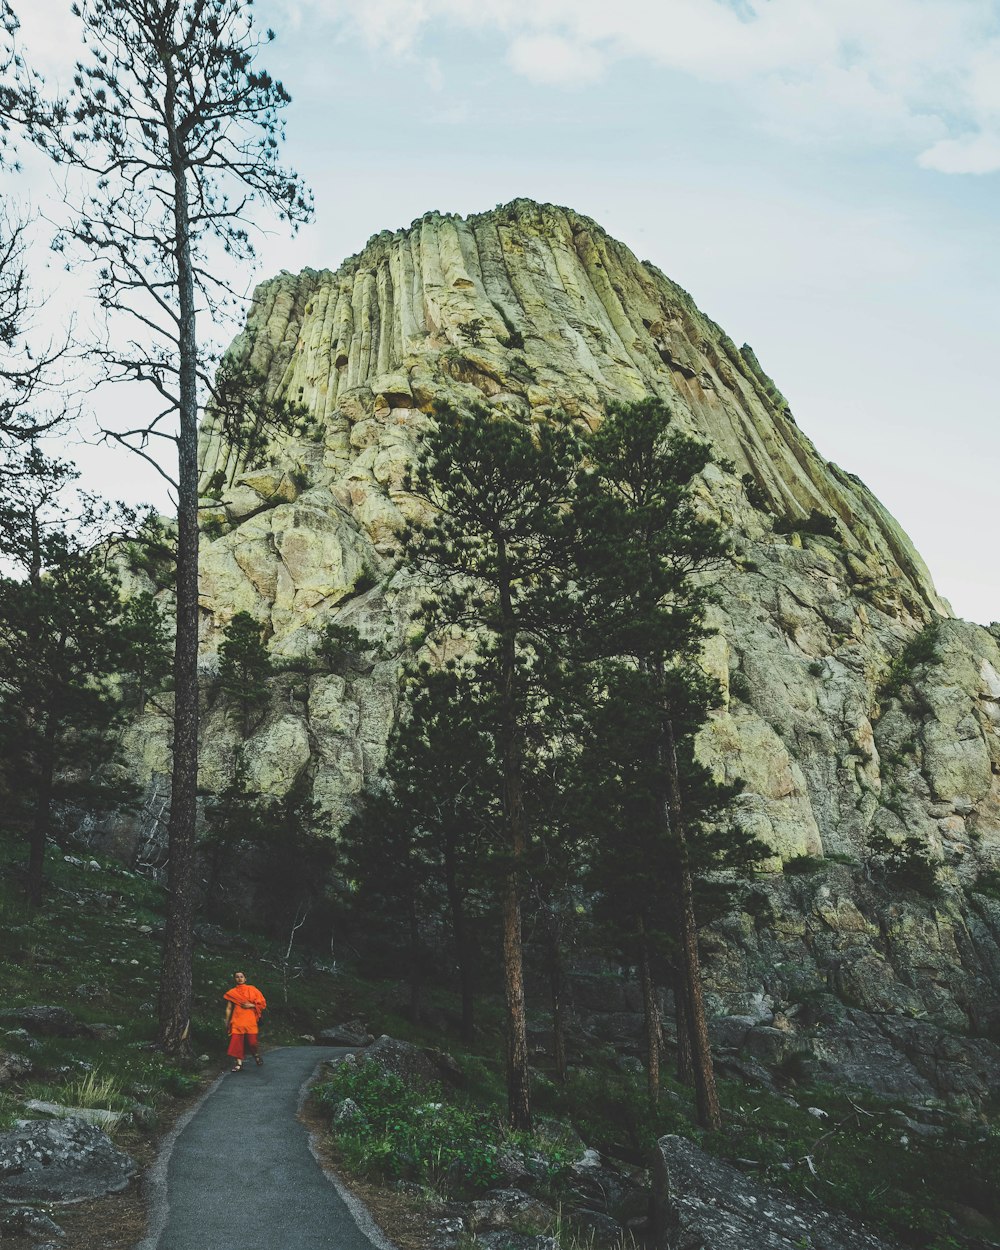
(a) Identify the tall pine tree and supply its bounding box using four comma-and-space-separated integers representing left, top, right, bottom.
573, 397, 762, 1127
399, 401, 581, 1129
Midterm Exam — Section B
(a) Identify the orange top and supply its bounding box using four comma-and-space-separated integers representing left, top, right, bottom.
223, 984, 266, 1034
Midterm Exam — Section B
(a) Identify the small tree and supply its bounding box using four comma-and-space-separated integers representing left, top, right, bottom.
31, 0, 312, 1052
218, 610, 272, 735
346, 665, 498, 1041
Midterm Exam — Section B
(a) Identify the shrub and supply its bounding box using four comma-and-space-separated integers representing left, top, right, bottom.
867, 831, 939, 896
740, 472, 770, 512
974, 869, 1000, 902
201, 516, 226, 540
783, 854, 823, 875
457, 318, 486, 347
773, 509, 839, 539
880, 622, 941, 702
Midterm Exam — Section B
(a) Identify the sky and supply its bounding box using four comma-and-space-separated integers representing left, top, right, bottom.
9, 0, 1000, 624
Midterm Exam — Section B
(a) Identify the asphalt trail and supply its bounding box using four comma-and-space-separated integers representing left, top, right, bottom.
138, 1046, 393, 1250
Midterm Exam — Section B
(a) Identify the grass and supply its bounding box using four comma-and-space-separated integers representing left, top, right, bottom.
0, 824, 349, 1120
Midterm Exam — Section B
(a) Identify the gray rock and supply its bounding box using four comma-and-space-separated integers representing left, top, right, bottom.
317, 1022, 374, 1047
0, 1117, 136, 1204
651, 1134, 894, 1249
474, 1235, 558, 1250
0, 1051, 32, 1086
431, 1215, 467, 1249
468, 1188, 556, 1234
360, 1034, 461, 1092
568, 1209, 626, 1249
83, 1023, 121, 1041
331, 1097, 365, 1127
0, 1206, 65, 1240
0, 1007, 84, 1039
23, 1101, 124, 1130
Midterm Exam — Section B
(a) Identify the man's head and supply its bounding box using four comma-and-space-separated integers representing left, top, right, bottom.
234, 971, 247, 984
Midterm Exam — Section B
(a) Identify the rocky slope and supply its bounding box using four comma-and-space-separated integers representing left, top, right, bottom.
111, 199, 1000, 1104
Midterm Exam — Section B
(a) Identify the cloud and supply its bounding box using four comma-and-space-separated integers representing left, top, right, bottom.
507, 34, 605, 85
294, 0, 1000, 173
919, 131, 1000, 174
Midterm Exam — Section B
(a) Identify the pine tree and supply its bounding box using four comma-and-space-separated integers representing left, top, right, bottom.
399, 401, 582, 1128
347, 665, 498, 1041
218, 610, 272, 736
27, 0, 312, 1052
0, 454, 171, 904
573, 397, 761, 1127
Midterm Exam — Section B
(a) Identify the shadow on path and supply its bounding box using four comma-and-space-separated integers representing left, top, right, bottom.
137, 1046, 393, 1250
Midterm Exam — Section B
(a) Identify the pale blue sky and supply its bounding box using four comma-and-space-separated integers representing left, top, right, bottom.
14, 0, 1000, 623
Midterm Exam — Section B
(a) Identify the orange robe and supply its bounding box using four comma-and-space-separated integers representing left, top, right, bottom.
223, 984, 266, 1034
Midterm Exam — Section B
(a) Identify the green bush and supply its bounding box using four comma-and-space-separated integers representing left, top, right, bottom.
974, 868, 1000, 902
783, 854, 823, 875
314, 1059, 572, 1199
880, 622, 941, 702
867, 831, 939, 896
740, 472, 770, 512
773, 509, 839, 539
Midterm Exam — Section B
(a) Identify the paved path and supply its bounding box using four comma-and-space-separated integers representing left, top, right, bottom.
138, 1046, 392, 1250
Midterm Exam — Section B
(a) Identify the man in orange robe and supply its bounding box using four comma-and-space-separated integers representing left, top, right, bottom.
223, 971, 266, 1072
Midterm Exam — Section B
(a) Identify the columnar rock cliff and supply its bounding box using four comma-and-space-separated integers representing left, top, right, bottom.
116, 200, 1000, 1099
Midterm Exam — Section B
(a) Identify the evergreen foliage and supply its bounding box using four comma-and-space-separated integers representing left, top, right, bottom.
880, 620, 941, 702
0, 453, 170, 904
570, 397, 759, 1127
398, 400, 583, 1129
218, 610, 273, 735
342, 666, 498, 1041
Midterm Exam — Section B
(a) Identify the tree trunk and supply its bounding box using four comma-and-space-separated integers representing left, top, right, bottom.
497, 540, 531, 1131
27, 721, 56, 907
158, 93, 199, 1056
443, 831, 475, 1044
673, 958, 694, 1087
548, 911, 568, 1084
637, 923, 661, 1104
407, 887, 422, 1025
663, 712, 721, 1131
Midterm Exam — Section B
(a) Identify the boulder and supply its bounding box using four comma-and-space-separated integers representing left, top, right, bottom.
24, 1101, 125, 1130
651, 1134, 894, 1250
0, 1051, 32, 1087
0, 1007, 84, 1038
0, 1117, 136, 1204
567, 1209, 626, 1249
317, 1022, 374, 1047
473, 1235, 558, 1250
359, 1034, 462, 1092
331, 1098, 365, 1127
467, 1187, 556, 1234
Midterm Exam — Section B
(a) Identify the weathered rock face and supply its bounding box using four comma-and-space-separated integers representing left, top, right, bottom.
651, 1134, 894, 1249
110, 200, 1000, 1095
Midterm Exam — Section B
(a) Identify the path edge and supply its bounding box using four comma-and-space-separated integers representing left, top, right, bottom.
133, 1069, 227, 1250
299, 1052, 400, 1250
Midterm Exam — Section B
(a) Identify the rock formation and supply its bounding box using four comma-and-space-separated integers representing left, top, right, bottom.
111, 199, 1000, 1101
